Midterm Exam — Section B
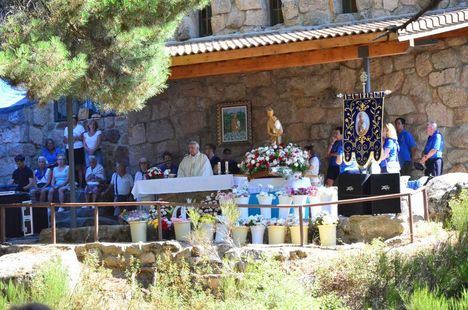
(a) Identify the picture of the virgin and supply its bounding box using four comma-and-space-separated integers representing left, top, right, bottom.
355, 111, 370, 136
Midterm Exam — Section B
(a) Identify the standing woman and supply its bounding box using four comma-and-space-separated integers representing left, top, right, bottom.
380, 123, 400, 174
83, 119, 103, 166
41, 139, 62, 168
63, 115, 85, 187
48, 155, 70, 204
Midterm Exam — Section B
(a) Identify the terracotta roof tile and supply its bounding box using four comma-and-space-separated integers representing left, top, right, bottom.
167, 8, 468, 57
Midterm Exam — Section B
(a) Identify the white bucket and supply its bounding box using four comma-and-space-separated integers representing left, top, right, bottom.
235, 196, 250, 219
277, 195, 292, 219
268, 225, 287, 244
289, 225, 308, 245
129, 221, 147, 243
292, 195, 308, 219
250, 225, 265, 244
318, 224, 337, 247
232, 226, 249, 246
215, 223, 229, 243
257, 195, 273, 219
174, 221, 191, 242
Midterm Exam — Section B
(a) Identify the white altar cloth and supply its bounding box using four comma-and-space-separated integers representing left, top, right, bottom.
131, 175, 234, 196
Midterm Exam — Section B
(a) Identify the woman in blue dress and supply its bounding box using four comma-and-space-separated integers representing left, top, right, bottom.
380, 123, 400, 174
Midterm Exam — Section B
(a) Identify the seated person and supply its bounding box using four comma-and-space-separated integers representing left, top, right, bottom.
221, 148, 240, 174
103, 162, 134, 216
84, 155, 105, 204
47, 155, 70, 204
41, 139, 62, 168
158, 151, 178, 176
135, 157, 150, 181
11, 155, 34, 192
204, 143, 221, 170
31, 156, 52, 202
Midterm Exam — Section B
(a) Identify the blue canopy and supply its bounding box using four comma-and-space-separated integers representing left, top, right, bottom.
0, 79, 36, 113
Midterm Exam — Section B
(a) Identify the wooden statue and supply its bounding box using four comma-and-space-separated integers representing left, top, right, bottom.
266, 107, 283, 145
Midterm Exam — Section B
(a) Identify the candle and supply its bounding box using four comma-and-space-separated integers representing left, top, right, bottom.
225, 161, 229, 174
217, 162, 221, 175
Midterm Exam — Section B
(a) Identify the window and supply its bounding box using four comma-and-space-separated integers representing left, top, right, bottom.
269, 0, 284, 26
342, 0, 357, 14
199, 6, 212, 37
53, 98, 101, 122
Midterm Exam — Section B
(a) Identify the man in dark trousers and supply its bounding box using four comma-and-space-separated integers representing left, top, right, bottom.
420, 122, 444, 177
395, 117, 417, 176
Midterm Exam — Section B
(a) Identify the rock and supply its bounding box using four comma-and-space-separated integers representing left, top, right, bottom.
114, 146, 129, 166
226, 6, 245, 28
236, 0, 262, 11
33, 107, 50, 126
140, 252, 156, 265
385, 95, 416, 115
282, 0, 299, 20
176, 16, 197, 41
310, 124, 332, 139
146, 120, 174, 143
286, 123, 309, 142
426, 173, 468, 220
425, 102, 453, 127
212, 0, 231, 14
245, 9, 266, 26
393, 54, 414, 70
0, 246, 81, 290
383, 0, 398, 11
428, 68, 457, 87
454, 108, 468, 125
243, 72, 271, 88
39, 225, 131, 243
174, 247, 192, 262
375, 71, 405, 92
125, 244, 144, 256
356, 0, 372, 10
211, 15, 226, 33
128, 123, 146, 145
303, 10, 331, 25
338, 215, 404, 243
289, 249, 308, 260
431, 49, 459, 70
102, 129, 120, 144
103, 255, 125, 268
449, 164, 468, 173
0, 126, 27, 144
415, 52, 433, 77
447, 150, 468, 165
462, 65, 468, 88
448, 125, 468, 149
437, 85, 468, 108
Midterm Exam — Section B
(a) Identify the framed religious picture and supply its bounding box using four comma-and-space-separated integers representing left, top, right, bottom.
217, 101, 252, 145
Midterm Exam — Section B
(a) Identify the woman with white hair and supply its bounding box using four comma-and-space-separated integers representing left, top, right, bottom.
380, 123, 400, 173
31, 156, 52, 202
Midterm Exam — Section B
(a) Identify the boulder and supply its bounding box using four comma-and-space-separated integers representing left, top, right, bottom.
425, 173, 468, 220
0, 246, 81, 290
39, 225, 131, 243
338, 215, 404, 243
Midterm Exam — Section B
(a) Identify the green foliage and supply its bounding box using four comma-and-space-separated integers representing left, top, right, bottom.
0, 260, 69, 310
405, 287, 468, 310
448, 189, 468, 232
0, 0, 209, 113
220, 201, 240, 228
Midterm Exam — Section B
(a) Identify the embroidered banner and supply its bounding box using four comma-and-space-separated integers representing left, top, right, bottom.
342, 92, 385, 167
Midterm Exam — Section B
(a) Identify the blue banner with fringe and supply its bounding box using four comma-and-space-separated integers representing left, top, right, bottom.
342, 92, 386, 167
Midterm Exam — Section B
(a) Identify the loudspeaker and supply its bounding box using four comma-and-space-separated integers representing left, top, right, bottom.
369, 173, 401, 214
338, 174, 371, 216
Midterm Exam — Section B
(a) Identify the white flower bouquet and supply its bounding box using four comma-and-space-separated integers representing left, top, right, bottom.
246, 215, 266, 227
314, 212, 338, 226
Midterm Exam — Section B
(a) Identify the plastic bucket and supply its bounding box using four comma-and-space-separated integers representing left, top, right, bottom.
318, 224, 337, 246
268, 225, 287, 244
289, 225, 308, 245
250, 225, 265, 244
129, 221, 147, 243
232, 226, 249, 246
277, 195, 292, 219
292, 195, 308, 219
235, 196, 250, 219
174, 221, 191, 242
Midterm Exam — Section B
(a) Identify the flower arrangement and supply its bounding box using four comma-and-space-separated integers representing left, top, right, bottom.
146, 166, 163, 179
234, 218, 249, 227
267, 218, 286, 226
314, 212, 338, 226
120, 209, 150, 223
239, 143, 309, 176
200, 214, 216, 224
246, 215, 266, 226
148, 217, 171, 231
257, 184, 274, 196
288, 186, 318, 196
232, 184, 249, 198
286, 216, 308, 226
171, 217, 191, 223
275, 190, 291, 197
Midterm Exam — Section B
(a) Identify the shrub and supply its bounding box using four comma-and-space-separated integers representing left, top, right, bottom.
448, 189, 468, 232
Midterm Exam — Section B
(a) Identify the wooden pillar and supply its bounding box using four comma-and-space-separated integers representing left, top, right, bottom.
299, 206, 304, 247
94, 207, 99, 242
422, 188, 429, 221
66, 96, 77, 228
50, 206, 57, 244
407, 194, 414, 243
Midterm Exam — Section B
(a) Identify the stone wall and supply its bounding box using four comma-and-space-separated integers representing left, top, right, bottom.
175, 0, 466, 39
0, 104, 129, 184
129, 37, 467, 174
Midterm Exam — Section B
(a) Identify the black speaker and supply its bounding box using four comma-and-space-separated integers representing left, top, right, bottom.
338, 173, 371, 216
369, 173, 401, 214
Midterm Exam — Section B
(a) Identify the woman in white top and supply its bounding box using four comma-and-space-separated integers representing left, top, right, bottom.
31, 156, 52, 202
63, 115, 85, 187
83, 119, 103, 167
134, 157, 154, 202
48, 155, 70, 204
304, 145, 321, 186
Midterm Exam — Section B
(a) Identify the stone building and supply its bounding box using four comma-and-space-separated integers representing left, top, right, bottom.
0, 1, 467, 183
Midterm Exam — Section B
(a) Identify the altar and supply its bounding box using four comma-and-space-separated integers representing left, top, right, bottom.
131, 175, 338, 220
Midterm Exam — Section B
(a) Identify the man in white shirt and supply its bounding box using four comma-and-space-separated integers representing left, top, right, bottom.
177, 141, 213, 177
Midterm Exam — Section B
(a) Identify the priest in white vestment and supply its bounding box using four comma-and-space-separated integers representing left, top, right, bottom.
177, 141, 213, 177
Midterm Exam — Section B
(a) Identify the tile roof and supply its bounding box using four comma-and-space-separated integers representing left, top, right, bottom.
166, 7, 468, 57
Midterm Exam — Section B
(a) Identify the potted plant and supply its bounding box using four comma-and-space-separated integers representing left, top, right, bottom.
232, 185, 250, 219
199, 214, 216, 242
232, 218, 249, 246
289, 187, 314, 219
276, 190, 292, 219
247, 215, 266, 244
171, 217, 191, 242
314, 212, 338, 247
146, 166, 164, 179
287, 216, 309, 245
256, 184, 274, 219
120, 209, 150, 243
267, 218, 287, 244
